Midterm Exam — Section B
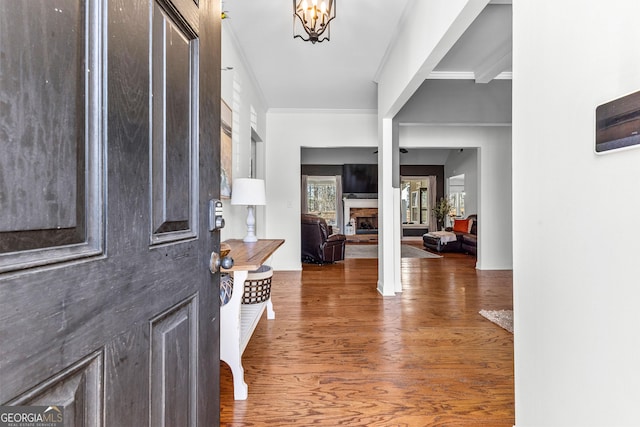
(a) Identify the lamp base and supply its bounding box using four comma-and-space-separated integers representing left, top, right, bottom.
242, 235, 258, 243
243, 205, 258, 243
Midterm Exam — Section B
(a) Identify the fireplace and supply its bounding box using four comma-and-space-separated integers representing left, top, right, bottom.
350, 208, 378, 234
343, 198, 378, 235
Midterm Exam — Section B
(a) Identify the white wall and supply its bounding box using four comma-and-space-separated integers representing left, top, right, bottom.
398, 79, 512, 125
513, 2, 640, 425
400, 148, 451, 165
220, 25, 268, 243
266, 112, 378, 271
401, 126, 512, 270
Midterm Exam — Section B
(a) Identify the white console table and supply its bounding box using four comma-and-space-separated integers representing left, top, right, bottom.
220, 238, 284, 400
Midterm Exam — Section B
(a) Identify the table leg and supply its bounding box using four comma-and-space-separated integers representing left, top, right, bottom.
220, 270, 249, 400
266, 298, 275, 319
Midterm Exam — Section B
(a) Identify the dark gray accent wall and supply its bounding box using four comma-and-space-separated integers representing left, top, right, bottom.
301, 165, 343, 176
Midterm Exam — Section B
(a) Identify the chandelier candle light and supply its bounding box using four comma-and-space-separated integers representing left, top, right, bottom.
231, 178, 266, 243
293, 0, 336, 43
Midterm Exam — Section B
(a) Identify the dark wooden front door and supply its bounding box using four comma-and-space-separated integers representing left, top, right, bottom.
0, 0, 222, 425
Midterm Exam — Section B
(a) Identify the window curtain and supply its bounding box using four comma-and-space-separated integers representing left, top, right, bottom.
335, 175, 343, 230
428, 175, 437, 232
301, 174, 308, 213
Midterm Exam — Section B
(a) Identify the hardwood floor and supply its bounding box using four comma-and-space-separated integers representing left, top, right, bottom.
220, 253, 514, 426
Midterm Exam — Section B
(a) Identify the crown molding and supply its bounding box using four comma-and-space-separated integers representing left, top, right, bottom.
373, 0, 416, 83
267, 108, 378, 115
222, 22, 269, 110
398, 122, 512, 127
427, 71, 512, 80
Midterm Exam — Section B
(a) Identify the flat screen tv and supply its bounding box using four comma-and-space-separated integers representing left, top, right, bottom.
342, 164, 378, 194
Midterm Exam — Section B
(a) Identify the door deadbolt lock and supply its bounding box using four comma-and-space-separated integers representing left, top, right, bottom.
209, 199, 225, 231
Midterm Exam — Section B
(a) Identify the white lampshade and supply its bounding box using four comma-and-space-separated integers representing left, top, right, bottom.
231, 178, 266, 243
231, 178, 266, 206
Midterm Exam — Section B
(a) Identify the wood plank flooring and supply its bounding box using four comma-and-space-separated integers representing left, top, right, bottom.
220, 252, 514, 426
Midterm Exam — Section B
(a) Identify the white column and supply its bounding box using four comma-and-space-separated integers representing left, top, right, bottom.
393, 187, 402, 293
377, 118, 399, 296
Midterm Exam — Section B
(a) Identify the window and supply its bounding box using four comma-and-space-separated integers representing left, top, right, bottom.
306, 176, 337, 226
250, 137, 257, 178
448, 174, 465, 218
401, 178, 429, 225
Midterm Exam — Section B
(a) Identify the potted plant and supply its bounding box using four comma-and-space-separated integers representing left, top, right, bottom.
432, 197, 454, 231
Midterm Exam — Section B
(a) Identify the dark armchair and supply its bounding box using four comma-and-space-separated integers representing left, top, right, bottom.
301, 214, 346, 264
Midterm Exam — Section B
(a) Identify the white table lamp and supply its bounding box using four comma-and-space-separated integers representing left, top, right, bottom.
231, 178, 266, 243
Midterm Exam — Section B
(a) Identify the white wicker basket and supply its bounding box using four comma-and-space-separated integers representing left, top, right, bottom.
242, 265, 273, 304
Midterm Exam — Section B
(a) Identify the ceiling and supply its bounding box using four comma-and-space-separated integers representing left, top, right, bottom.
222, 1, 512, 111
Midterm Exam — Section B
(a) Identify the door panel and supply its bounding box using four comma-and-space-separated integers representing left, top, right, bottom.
0, 0, 103, 272
6, 351, 103, 427
0, 0, 83, 236
151, 3, 198, 240
0, 0, 221, 425
150, 296, 198, 427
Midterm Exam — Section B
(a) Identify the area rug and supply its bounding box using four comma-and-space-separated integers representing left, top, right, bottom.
345, 244, 442, 259
479, 309, 513, 333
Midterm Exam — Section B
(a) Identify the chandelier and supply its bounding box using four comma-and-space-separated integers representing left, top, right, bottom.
293, 0, 336, 44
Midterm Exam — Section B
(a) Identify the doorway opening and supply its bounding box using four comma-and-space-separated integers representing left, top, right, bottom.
400, 176, 434, 238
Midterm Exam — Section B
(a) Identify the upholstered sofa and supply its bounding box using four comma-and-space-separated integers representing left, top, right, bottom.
458, 215, 478, 254
301, 214, 347, 264
423, 214, 477, 255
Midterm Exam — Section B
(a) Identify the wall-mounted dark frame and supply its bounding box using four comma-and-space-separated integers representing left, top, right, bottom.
596, 90, 640, 153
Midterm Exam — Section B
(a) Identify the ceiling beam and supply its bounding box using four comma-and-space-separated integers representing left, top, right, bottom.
378, 0, 491, 118
474, 40, 512, 83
